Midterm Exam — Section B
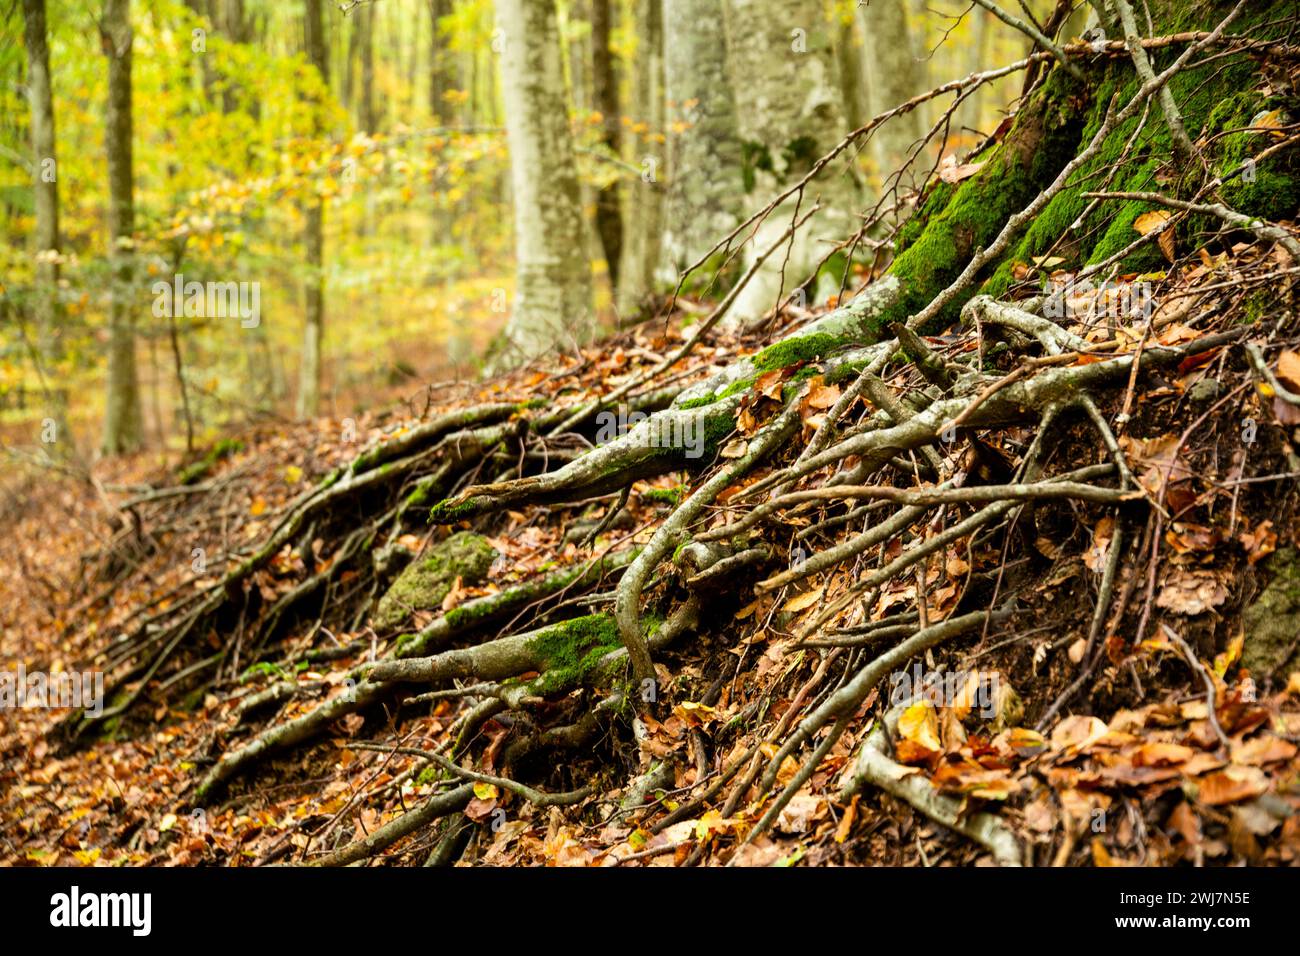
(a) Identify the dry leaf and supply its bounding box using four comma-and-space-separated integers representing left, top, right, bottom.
898, 699, 942, 754
781, 588, 823, 613
1277, 349, 1300, 392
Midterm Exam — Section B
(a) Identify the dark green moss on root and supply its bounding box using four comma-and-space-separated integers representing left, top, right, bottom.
751, 332, 845, 373
527, 613, 625, 693
429, 495, 493, 524
177, 438, 244, 485
373, 532, 498, 631
640, 485, 685, 506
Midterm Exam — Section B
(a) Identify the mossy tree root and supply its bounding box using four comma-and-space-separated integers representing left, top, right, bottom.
614, 402, 802, 683
837, 703, 1024, 866
195, 551, 638, 801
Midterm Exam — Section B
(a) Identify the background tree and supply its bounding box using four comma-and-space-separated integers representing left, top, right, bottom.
359, 1, 376, 134
21, 0, 64, 434
590, 0, 622, 293
298, 0, 328, 417
661, 0, 745, 274
858, 0, 928, 185
721, 0, 861, 326
615, 0, 665, 315
429, 0, 455, 123
493, 0, 593, 366
101, 0, 142, 453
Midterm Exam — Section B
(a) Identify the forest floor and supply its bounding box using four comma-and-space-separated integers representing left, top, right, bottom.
4, 242, 1300, 867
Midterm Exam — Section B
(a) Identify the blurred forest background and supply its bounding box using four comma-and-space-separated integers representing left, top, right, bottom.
1, 0, 1061, 459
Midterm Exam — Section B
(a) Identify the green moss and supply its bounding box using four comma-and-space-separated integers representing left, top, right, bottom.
527, 613, 625, 692
700, 409, 740, 454
240, 661, 284, 682
177, 438, 244, 485
403, 481, 434, 510
888, 68, 1089, 331
1243, 549, 1300, 677
751, 332, 845, 372
372, 532, 498, 631
429, 495, 493, 524
717, 375, 757, 398
895, 181, 955, 256
640, 486, 684, 506
825, 359, 869, 385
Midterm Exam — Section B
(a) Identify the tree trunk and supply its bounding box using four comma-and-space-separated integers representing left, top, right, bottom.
359, 2, 376, 133
428, 0, 454, 124
493, 0, 593, 367
615, 0, 665, 316
218, 0, 247, 114
21, 0, 66, 434
343, 4, 358, 113
661, 0, 744, 274
428, 0, 453, 254
101, 0, 143, 454
297, 0, 328, 419
721, 0, 862, 326
859, 0, 928, 186
834, 10, 866, 131
964, 4, 991, 135
591, 0, 623, 293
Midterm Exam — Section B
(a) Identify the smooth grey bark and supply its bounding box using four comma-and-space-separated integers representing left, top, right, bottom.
858, 0, 928, 186
21, 0, 63, 427
615, 0, 666, 315
493, 0, 593, 366
101, 0, 143, 454
660, 0, 745, 275
591, 0, 623, 292
721, 0, 862, 327
835, 11, 867, 131
297, 0, 327, 418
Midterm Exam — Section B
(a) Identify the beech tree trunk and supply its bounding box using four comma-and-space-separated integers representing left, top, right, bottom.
859, 0, 928, 185
591, 0, 623, 293
721, 0, 862, 326
297, 0, 327, 418
428, 0, 454, 124
359, 2, 376, 133
21, 0, 65, 432
493, 0, 593, 367
101, 0, 143, 454
616, 0, 666, 315
661, 0, 745, 274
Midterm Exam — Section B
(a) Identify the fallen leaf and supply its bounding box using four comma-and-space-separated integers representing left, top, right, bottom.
1156, 568, 1229, 616
938, 154, 984, 183
782, 588, 824, 613
1196, 765, 1269, 806
1278, 350, 1300, 391
898, 699, 942, 753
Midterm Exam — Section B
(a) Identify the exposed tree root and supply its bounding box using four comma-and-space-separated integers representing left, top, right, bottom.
36, 10, 1300, 868
837, 703, 1023, 866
